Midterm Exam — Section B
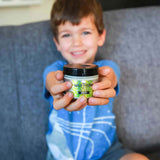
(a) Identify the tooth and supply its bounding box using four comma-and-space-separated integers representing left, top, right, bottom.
73, 52, 83, 55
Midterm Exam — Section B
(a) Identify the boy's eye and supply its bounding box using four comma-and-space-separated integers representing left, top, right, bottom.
82, 31, 91, 35
62, 34, 70, 38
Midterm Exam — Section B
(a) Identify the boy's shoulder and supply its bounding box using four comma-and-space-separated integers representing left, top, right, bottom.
43, 60, 67, 78
95, 59, 120, 77
52, 60, 67, 66
49, 60, 119, 71
45, 59, 119, 72
47, 60, 67, 70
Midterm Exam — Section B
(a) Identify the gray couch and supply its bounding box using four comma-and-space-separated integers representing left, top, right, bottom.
0, 6, 160, 160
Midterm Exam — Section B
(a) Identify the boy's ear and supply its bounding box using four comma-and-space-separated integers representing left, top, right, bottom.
53, 38, 60, 51
98, 29, 106, 46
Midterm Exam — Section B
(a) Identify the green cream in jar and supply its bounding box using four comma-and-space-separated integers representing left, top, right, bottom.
63, 63, 99, 99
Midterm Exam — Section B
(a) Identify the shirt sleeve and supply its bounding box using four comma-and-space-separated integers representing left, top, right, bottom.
43, 60, 66, 100
95, 60, 120, 96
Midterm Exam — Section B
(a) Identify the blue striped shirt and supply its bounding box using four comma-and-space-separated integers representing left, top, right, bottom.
43, 60, 120, 160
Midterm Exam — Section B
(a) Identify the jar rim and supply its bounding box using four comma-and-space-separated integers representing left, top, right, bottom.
63, 63, 98, 76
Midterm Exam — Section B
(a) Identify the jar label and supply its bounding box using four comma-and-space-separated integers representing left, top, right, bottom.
69, 80, 95, 98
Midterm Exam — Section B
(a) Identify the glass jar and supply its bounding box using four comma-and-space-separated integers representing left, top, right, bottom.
63, 63, 99, 99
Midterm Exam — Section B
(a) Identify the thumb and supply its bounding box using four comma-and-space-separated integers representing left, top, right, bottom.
55, 70, 64, 81
98, 66, 111, 76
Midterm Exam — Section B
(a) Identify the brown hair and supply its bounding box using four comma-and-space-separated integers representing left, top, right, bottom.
50, 0, 104, 41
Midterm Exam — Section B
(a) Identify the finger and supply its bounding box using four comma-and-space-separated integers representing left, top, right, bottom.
65, 102, 87, 112
92, 78, 111, 90
53, 93, 64, 99
88, 97, 110, 106
78, 103, 88, 110
93, 88, 116, 98
98, 66, 111, 76
65, 96, 87, 112
53, 92, 74, 110
55, 70, 64, 81
51, 81, 72, 95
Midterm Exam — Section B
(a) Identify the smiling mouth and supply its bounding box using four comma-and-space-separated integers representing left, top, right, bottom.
71, 51, 86, 57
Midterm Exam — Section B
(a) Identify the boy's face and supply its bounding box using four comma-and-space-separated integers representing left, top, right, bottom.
54, 16, 106, 64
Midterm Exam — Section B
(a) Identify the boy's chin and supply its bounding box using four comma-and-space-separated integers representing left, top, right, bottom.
68, 59, 94, 64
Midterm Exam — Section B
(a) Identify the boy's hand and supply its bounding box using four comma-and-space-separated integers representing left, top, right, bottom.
88, 66, 117, 106
46, 71, 87, 111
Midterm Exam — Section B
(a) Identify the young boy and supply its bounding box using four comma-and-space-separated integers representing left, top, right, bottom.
43, 0, 149, 159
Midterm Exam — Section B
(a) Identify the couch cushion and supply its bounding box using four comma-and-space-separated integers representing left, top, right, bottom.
0, 26, 23, 159
98, 6, 160, 152
0, 21, 64, 160
0, 6, 160, 160
99, 0, 160, 11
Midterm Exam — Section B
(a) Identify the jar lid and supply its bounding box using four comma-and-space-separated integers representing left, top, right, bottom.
63, 63, 98, 76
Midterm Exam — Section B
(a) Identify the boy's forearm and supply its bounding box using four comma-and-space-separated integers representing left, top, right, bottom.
46, 71, 56, 94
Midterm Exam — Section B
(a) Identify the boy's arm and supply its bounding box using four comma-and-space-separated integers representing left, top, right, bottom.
46, 70, 87, 111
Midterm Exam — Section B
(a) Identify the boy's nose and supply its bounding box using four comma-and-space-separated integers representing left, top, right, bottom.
72, 35, 82, 46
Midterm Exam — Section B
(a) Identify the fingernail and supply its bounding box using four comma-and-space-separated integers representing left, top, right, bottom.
103, 68, 110, 75
66, 82, 72, 88
56, 72, 61, 79
93, 91, 99, 96
68, 92, 73, 98
92, 84, 98, 90
89, 98, 95, 104
80, 96, 86, 103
